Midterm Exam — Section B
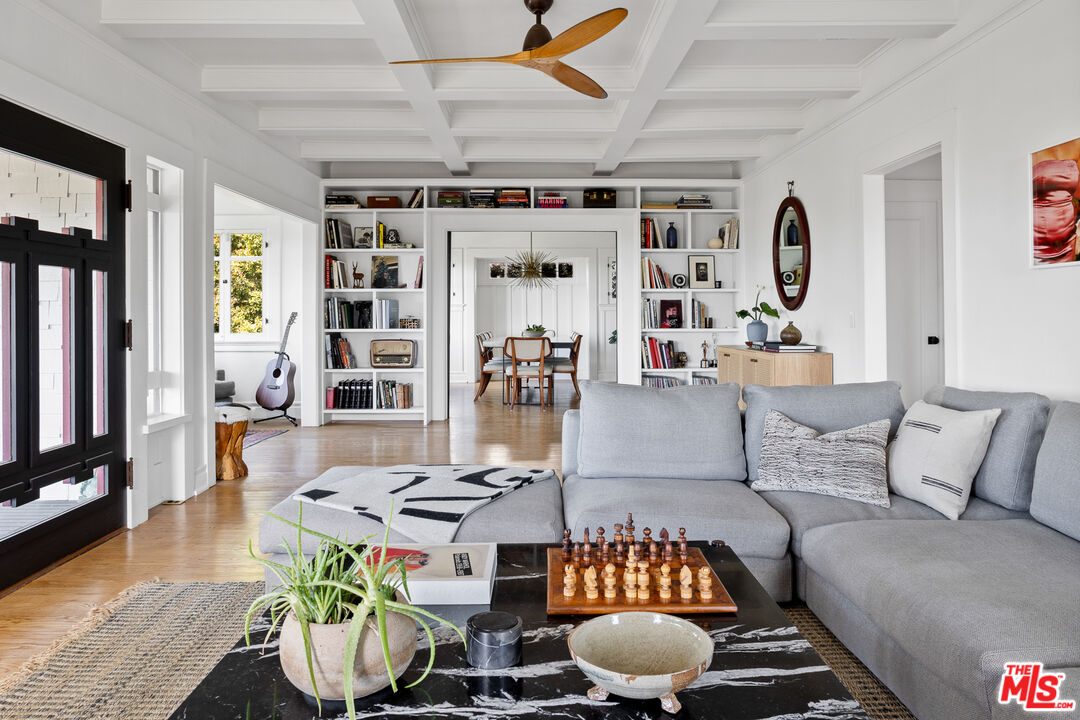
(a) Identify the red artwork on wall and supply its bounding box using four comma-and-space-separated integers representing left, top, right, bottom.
1032, 137, 1080, 266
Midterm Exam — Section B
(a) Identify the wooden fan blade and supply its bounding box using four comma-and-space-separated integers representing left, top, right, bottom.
530, 8, 628, 59
390, 52, 523, 66
538, 61, 608, 99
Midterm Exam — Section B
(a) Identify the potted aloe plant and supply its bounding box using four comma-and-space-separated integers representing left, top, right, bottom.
736, 285, 780, 343
246, 507, 464, 720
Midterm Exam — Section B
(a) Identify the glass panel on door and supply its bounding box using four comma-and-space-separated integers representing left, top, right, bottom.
92, 270, 107, 436
0, 148, 102, 239
0, 465, 107, 542
38, 264, 74, 452
0, 261, 12, 465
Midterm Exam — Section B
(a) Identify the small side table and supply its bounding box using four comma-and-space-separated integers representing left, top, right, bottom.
215, 406, 251, 480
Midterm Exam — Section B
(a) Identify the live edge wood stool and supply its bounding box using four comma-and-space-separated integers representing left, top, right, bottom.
215, 406, 251, 480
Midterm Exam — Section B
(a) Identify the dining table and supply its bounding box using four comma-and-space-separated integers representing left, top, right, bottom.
481, 335, 576, 406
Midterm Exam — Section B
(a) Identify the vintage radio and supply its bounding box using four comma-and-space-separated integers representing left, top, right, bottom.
367, 195, 401, 209
583, 188, 617, 208
370, 339, 417, 368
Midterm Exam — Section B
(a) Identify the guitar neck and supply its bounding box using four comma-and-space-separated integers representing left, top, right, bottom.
275, 313, 298, 364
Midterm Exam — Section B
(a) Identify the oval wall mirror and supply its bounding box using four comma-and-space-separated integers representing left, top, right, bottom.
772, 192, 810, 311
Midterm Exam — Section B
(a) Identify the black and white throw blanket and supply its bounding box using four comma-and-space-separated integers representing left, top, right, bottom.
292, 464, 555, 543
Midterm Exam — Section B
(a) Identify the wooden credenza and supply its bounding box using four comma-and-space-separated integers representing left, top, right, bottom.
716, 346, 833, 399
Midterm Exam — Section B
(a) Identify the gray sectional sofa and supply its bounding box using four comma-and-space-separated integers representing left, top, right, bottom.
260, 379, 1080, 720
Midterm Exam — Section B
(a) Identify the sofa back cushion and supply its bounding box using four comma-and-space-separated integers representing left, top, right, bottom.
743, 381, 906, 483
924, 385, 1050, 511
576, 381, 746, 480
1029, 400, 1080, 541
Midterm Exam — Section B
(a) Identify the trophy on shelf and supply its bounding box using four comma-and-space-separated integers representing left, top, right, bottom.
701, 340, 709, 368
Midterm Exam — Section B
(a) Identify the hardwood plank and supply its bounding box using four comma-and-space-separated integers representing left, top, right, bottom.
0, 384, 575, 678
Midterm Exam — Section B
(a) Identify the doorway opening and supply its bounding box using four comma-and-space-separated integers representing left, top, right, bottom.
884, 152, 944, 405
448, 231, 617, 419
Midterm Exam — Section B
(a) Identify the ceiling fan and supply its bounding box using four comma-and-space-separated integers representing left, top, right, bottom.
390, 1, 628, 99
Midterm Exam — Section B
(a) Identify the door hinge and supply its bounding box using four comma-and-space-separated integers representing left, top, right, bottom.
124, 319, 133, 350
124, 180, 133, 212
126, 458, 134, 489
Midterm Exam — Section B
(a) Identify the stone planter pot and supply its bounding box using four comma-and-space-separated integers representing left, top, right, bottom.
279, 599, 417, 700
746, 320, 768, 344
522, 330, 546, 338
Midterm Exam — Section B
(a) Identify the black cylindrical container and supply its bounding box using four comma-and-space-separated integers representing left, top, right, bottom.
465, 611, 523, 670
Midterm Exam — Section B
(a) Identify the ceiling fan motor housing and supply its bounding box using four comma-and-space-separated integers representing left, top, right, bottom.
524, 0, 554, 14
523, 0, 555, 50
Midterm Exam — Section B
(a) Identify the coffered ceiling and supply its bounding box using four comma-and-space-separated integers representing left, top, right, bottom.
98, 0, 959, 176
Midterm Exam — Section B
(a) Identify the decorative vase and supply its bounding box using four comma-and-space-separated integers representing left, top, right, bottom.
666, 222, 678, 249
746, 320, 768, 344
786, 218, 799, 247
279, 602, 417, 701
522, 329, 545, 338
780, 321, 802, 345
708, 234, 725, 249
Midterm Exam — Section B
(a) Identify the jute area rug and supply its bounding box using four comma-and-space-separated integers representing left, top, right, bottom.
0, 582, 914, 720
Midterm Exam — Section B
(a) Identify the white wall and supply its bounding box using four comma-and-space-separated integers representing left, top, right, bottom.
743, 0, 1080, 400
1, 0, 321, 525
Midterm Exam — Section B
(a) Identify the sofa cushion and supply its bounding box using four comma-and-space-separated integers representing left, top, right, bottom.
576, 381, 745, 481
260, 466, 563, 554
801, 519, 1080, 709
743, 381, 906, 483
1029, 400, 1080, 541
562, 474, 790, 560
888, 401, 1001, 520
752, 411, 890, 507
760, 491, 1027, 556
924, 385, 1051, 511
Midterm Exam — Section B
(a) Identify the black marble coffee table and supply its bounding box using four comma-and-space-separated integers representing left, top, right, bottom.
169, 543, 869, 719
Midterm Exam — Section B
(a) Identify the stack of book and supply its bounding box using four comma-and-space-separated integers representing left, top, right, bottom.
324, 333, 356, 369
692, 376, 719, 385
751, 341, 818, 353
437, 190, 465, 208
324, 254, 351, 288
468, 189, 495, 208
497, 188, 529, 208
718, 217, 740, 249
537, 192, 568, 208
405, 188, 424, 208
676, 193, 712, 209
690, 299, 714, 329
641, 258, 674, 288
642, 336, 678, 369
325, 193, 360, 209
325, 298, 372, 329
639, 217, 663, 248
372, 299, 400, 329
642, 375, 683, 388
324, 218, 353, 249
375, 380, 413, 409
327, 379, 373, 409
641, 200, 677, 210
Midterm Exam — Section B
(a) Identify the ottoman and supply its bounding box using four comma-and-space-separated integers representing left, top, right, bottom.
259, 466, 564, 589
215, 406, 251, 480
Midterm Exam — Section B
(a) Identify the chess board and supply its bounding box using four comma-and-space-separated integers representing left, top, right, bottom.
545, 547, 737, 615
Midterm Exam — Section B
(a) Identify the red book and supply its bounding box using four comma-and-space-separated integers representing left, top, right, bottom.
649, 337, 660, 368
324, 254, 335, 288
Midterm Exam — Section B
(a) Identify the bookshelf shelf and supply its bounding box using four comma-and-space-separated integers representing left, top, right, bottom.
640, 328, 739, 334
324, 248, 425, 254
325, 407, 426, 416
323, 328, 424, 334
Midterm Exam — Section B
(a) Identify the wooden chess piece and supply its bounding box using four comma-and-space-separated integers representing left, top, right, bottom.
659, 563, 672, 599
697, 566, 713, 600
649, 540, 659, 562
584, 566, 599, 600
603, 563, 618, 598
660, 528, 673, 562
563, 564, 576, 597
596, 527, 606, 561
623, 568, 637, 600
582, 527, 592, 565
679, 565, 693, 599
572, 542, 582, 562
678, 527, 688, 564
615, 538, 624, 562
626, 543, 637, 566
613, 523, 624, 545
562, 529, 572, 560
636, 560, 649, 589
604, 563, 617, 579
625, 513, 635, 545
634, 541, 642, 562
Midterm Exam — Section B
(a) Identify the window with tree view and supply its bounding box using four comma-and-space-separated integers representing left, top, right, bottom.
214, 232, 265, 337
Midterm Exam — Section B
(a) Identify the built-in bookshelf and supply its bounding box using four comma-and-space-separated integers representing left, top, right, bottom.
318, 179, 744, 420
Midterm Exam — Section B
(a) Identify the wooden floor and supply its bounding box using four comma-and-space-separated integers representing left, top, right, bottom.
0, 383, 577, 678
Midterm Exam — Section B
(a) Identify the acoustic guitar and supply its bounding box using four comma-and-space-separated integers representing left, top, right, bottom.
255, 311, 298, 425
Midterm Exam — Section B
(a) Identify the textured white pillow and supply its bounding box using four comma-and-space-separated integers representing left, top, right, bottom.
888, 400, 1001, 519
751, 410, 892, 507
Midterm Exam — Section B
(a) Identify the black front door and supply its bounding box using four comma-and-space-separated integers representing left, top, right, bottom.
0, 99, 127, 590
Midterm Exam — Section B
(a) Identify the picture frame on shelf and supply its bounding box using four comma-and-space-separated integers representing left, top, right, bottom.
354, 226, 373, 249
659, 299, 682, 328
688, 255, 715, 289
372, 255, 399, 288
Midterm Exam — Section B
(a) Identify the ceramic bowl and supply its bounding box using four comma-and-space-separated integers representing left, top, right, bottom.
566, 612, 713, 713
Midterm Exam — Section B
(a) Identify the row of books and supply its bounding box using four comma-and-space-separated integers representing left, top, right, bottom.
536, 193, 568, 208
325, 333, 356, 369
640, 217, 665, 248
372, 299, 401, 329
750, 341, 818, 353
641, 193, 712, 210
718, 217, 740, 249
642, 375, 683, 388
325, 193, 359, 208
497, 188, 529, 208
325, 298, 372, 330
323, 189, 424, 209
642, 336, 678, 369
326, 380, 415, 410
641, 258, 675, 289
325, 255, 357, 289
692, 376, 719, 385
404, 188, 425, 208
325, 218, 353, 249
689, 299, 714, 329
642, 298, 680, 329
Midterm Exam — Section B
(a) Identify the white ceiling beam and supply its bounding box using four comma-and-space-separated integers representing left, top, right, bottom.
300, 139, 441, 162
702, 0, 956, 40
349, 0, 468, 175
642, 108, 804, 135
593, 1, 722, 176
258, 108, 425, 137
100, 0, 371, 39
624, 138, 763, 162
665, 67, 861, 100
460, 139, 606, 163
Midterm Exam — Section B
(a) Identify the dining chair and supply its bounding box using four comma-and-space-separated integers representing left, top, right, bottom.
474, 332, 506, 401
503, 336, 554, 410
553, 332, 583, 398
